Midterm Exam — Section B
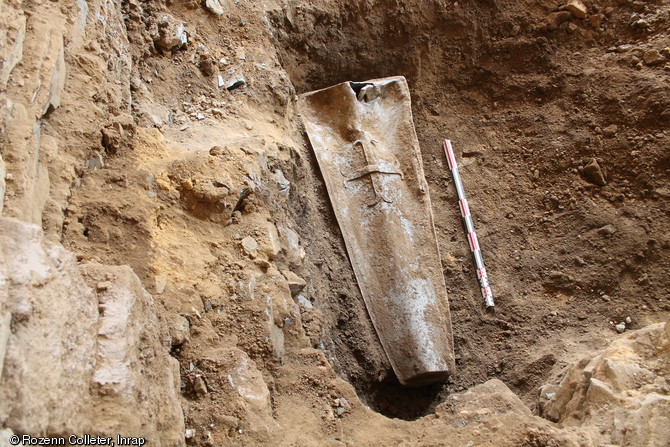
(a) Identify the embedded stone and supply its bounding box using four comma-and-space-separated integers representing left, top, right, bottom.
582, 158, 606, 186
205, 0, 228, 15
544, 11, 572, 30
643, 49, 665, 66
282, 270, 306, 295
561, 0, 587, 19
241, 236, 258, 256
42, 43, 66, 116
155, 16, 187, 50
586, 378, 617, 404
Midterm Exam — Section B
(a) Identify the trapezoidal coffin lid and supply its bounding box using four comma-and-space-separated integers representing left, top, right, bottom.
298, 76, 455, 386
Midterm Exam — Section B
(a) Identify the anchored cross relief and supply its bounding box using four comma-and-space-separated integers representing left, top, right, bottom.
344, 138, 404, 206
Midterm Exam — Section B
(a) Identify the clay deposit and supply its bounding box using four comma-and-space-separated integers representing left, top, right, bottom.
1, 0, 669, 446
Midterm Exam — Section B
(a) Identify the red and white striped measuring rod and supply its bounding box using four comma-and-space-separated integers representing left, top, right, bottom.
443, 139, 495, 308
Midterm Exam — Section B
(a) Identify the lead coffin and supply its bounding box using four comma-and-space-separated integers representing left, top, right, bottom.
298, 76, 455, 386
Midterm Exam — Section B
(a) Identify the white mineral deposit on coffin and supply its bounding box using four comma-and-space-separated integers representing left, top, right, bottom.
388, 278, 442, 370
298, 76, 454, 385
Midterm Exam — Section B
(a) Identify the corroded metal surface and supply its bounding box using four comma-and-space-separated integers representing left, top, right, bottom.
298, 76, 454, 385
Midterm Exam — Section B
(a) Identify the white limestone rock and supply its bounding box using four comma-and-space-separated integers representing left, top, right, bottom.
205, 0, 229, 15
241, 236, 259, 256
540, 319, 670, 446
155, 15, 187, 50
0, 217, 185, 445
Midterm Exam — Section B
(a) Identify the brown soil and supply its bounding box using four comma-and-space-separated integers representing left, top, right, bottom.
266, 0, 670, 418
5, 0, 669, 444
